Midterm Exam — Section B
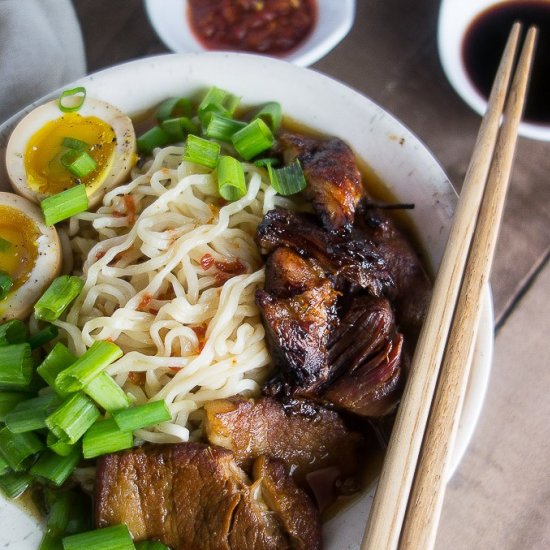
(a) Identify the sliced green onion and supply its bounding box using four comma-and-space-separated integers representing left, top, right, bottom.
252, 102, 282, 132
156, 96, 193, 122
58, 87, 86, 113
183, 134, 220, 168
46, 393, 100, 445
41, 185, 89, 226
0, 426, 44, 470
47, 432, 76, 457
62, 137, 89, 151
198, 86, 240, 123
0, 391, 30, 420
0, 343, 33, 390
29, 324, 59, 350
0, 320, 28, 346
82, 418, 133, 459
0, 236, 12, 252
55, 340, 122, 394
84, 371, 131, 412
60, 149, 97, 178
204, 113, 246, 142
217, 155, 247, 201
34, 276, 84, 322
0, 271, 13, 301
0, 472, 33, 498
137, 126, 171, 155
40, 491, 75, 550
135, 542, 170, 550
31, 447, 81, 486
5, 393, 60, 433
113, 399, 171, 432
161, 116, 199, 141
37, 343, 77, 390
0, 454, 9, 476
232, 118, 275, 160
268, 159, 307, 196
62, 524, 135, 550
254, 157, 281, 168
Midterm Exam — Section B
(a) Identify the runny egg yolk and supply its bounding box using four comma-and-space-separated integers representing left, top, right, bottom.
24, 113, 116, 196
0, 205, 39, 294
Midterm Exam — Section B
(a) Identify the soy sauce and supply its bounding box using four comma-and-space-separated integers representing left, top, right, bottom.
463, 1, 550, 125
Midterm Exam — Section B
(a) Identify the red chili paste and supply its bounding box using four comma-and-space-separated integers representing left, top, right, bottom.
187, 0, 317, 56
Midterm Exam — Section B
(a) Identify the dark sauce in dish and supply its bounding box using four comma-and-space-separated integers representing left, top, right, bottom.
462, 1, 550, 125
187, 0, 317, 56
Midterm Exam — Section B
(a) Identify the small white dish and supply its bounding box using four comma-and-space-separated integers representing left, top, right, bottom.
438, 0, 550, 141
0, 51, 493, 549
144, 0, 356, 67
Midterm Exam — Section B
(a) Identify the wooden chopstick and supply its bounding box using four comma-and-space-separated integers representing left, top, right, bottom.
398, 25, 538, 550
361, 22, 528, 550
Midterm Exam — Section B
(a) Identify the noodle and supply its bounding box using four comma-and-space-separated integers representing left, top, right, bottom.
57, 145, 291, 443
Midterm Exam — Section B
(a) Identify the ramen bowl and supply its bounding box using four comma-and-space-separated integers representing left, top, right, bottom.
0, 52, 493, 549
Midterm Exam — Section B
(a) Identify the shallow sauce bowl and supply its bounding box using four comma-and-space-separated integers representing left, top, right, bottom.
0, 52, 493, 549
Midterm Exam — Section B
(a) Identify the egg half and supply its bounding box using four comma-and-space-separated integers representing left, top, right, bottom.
0, 192, 61, 321
6, 97, 136, 208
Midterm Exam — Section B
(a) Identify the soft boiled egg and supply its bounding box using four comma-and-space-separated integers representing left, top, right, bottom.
6, 96, 136, 208
0, 192, 61, 321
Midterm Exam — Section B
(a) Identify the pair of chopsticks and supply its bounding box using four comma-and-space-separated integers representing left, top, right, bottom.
361, 23, 537, 550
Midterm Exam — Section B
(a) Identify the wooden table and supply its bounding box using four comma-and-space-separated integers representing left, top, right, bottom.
72, 1, 550, 548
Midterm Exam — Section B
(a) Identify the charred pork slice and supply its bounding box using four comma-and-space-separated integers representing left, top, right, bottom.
354, 202, 432, 343
256, 208, 393, 296
257, 247, 338, 394
277, 132, 364, 233
204, 396, 362, 489
95, 443, 321, 550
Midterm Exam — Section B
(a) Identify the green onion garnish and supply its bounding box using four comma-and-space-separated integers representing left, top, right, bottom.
268, 159, 307, 196
156, 97, 193, 122
47, 432, 76, 457
82, 418, 133, 459
40, 490, 74, 549
60, 149, 97, 178
5, 393, 60, 433
37, 343, 76, 389
254, 157, 281, 168
0, 237, 12, 252
183, 134, 220, 168
0, 343, 33, 390
135, 541, 171, 550
113, 399, 171, 432
84, 371, 131, 412
161, 116, 199, 141
0, 472, 33, 498
0, 391, 30, 420
41, 185, 89, 226
253, 102, 282, 132
30, 447, 81, 486
62, 524, 135, 550
217, 155, 247, 201
0, 426, 44, 470
0, 319, 28, 346
58, 87, 86, 113
137, 126, 171, 155
62, 137, 89, 151
55, 340, 122, 395
0, 454, 9, 476
29, 324, 59, 350
45, 392, 100, 445
0, 271, 13, 301
34, 275, 84, 322
198, 86, 240, 123
204, 113, 246, 142
232, 118, 275, 161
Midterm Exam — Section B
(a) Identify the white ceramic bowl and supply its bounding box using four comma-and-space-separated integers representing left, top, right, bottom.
0, 52, 493, 550
438, 0, 550, 141
144, 0, 356, 66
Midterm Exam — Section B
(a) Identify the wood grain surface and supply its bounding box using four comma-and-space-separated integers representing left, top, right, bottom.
72, 1, 550, 548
